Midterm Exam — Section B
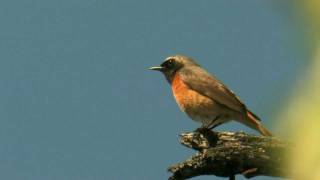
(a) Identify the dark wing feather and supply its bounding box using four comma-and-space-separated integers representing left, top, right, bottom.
180, 66, 247, 113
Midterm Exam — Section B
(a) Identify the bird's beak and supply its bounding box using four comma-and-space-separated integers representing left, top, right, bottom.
148, 66, 165, 71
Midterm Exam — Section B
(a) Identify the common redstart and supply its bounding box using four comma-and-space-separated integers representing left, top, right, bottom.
149, 55, 272, 136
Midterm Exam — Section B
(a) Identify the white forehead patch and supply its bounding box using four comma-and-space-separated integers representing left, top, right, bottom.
165, 56, 175, 61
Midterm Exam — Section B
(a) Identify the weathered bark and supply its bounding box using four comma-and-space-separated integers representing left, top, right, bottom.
168, 128, 291, 180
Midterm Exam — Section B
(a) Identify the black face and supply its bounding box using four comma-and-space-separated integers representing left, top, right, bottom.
160, 58, 175, 70
148, 56, 184, 83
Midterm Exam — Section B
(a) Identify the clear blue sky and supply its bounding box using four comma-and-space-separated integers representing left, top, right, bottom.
0, 0, 306, 180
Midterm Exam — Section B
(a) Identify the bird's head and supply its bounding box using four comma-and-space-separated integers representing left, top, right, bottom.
148, 55, 199, 83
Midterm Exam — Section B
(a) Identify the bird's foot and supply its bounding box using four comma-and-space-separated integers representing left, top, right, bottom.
196, 126, 213, 134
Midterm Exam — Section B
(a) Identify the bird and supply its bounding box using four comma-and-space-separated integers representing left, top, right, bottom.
149, 55, 272, 136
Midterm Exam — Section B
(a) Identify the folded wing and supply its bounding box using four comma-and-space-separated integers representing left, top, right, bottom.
180, 66, 247, 114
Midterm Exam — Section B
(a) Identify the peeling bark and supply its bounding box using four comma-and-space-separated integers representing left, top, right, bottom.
168, 128, 291, 180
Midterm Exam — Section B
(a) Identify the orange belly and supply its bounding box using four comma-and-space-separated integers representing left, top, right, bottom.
171, 74, 222, 124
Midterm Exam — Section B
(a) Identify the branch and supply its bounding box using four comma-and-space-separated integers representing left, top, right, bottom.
168, 128, 291, 180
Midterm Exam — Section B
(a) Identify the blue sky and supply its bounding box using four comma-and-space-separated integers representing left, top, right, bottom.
0, 0, 305, 180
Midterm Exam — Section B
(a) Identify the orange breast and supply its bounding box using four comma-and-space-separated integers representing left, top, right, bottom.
171, 74, 227, 125
171, 74, 191, 111
171, 74, 214, 113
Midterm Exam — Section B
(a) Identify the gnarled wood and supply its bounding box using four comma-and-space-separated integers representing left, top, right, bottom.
168, 128, 291, 180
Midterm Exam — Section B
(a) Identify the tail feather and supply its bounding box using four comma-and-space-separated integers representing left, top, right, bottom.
246, 110, 273, 136
256, 124, 273, 136
247, 110, 261, 121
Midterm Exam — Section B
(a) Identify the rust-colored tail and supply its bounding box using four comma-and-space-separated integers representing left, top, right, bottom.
246, 110, 273, 136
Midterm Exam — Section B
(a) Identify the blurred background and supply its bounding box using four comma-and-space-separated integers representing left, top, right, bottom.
0, 0, 318, 180
276, 1, 320, 180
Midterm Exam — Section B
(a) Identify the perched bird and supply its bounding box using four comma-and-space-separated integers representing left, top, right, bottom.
149, 55, 272, 136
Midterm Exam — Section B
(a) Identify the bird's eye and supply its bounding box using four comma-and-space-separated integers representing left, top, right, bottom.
161, 59, 175, 69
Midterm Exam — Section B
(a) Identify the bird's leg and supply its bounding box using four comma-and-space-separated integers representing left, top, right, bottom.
200, 124, 207, 128
196, 122, 212, 132
196, 124, 207, 132
209, 122, 223, 130
207, 115, 222, 130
